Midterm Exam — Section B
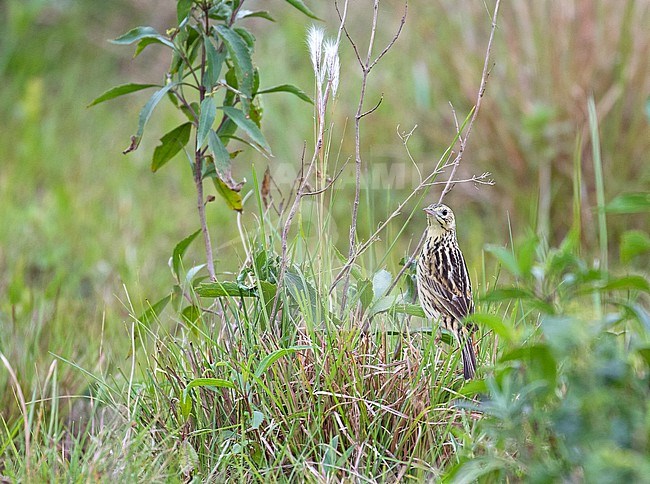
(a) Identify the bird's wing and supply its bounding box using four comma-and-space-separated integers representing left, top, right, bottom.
422, 245, 473, 322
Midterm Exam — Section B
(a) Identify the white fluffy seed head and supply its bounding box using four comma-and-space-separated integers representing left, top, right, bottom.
307, 25, 324, 75
323, 39, 340, 96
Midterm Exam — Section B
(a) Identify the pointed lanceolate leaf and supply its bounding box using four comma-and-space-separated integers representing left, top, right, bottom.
215, 25, 254, 111
222, 106, 271, 155
111, 26, 175, 50
124, 82, 178, 154
605, 193, 650, 213
256, 84, 313, 104
152, 122, 192, 172
196, 281, 255, 297
197, 97, 217, 148
88, 83, 158, 107
171, 229, 202, 280
137, 294, 171, 326
213, 176, 243, 211
177, 0, 193, 23
236, 10, 276, 22
283, 0, 319, 19
208, 130, 231, 174
254, 346, 311, 378
203, 38, 225, 90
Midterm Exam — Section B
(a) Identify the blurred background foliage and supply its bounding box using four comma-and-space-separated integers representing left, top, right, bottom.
0, 0, 649, 475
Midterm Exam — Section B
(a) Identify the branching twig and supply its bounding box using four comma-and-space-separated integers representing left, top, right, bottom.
384, 0, 502, 296
337, 0, 408, 315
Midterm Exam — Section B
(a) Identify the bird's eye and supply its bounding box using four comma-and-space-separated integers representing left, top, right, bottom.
442, 209, 448, 216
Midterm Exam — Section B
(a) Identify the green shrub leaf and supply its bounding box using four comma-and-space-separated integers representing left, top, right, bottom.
605, 193, 650, 213
283, 0, 319, 19
256, 84, 313, 104
215, 25, 254, 112
171, 229, 201, 280
111, 26, 175, 50
87, 83, 158, 107
152, 122, 192, 172
213, 176, 243, 211
197, 97, 217, 148
222, 106, 272, 154
124, 82, 178, 154
620, 230, 650, 263
136, 294, 171, 326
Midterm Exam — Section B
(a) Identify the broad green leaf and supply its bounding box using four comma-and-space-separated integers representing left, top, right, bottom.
605, 192, 650, 213
181, 305, 201, 325
180, 377, 236, 419
600, 275, 650, 293
254, 346, 311, 378
177, 0, 193, 22
88, 83, 158, 107
485, 244, 521, 277
250, 410, 265, 430
136, 294, 171, 326
256, 84, 313, 104
372, 269, 392, 301
215, 25, 254, 112
284, 0, 319, 19
133, 37, 171, 57
196, 281, 255, 297
124, 82, 178, 154
465, 313, 517, 343
222, 106, 272, 154
500, 344, 557, 385
213, 176, 243, 211
152, 122, 192, 172
197, 97, 217, 148
392, 303, 426, 318
369, 295, 400, 316
111, 26, 175, 50
171, 229, 201, 280
208, 130, 231, 175
234, 27, 255, 51
236, 10, 276, 22
203, 37, 225, 90
357, 279, 373, 310
620, 230, 650, 263
179, 441, 199, 476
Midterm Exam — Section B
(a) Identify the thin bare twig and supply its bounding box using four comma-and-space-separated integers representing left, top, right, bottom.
336, 0, 408, 314
384, 0, 502, 296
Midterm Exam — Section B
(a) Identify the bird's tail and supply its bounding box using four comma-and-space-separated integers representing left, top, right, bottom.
461, 338, 477, 380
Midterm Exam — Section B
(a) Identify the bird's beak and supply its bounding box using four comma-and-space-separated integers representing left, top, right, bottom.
423, 207, 435, 216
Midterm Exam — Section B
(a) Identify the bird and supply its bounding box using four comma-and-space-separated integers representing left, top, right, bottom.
416, 203, 477, 379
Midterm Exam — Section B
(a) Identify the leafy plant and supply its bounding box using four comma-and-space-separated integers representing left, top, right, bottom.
89, 0, 315, 280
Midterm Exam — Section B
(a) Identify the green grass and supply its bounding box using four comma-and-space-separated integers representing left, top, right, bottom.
1, 0, 650, 481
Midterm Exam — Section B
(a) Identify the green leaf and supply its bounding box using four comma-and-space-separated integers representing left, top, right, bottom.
88, 83, 158, 107
283, 0, 319, 19
222, 106, 272, 154
133, 37, 172, 57
180, 377, 236, 419
601, 275, 650, 293
392, 303, 426, 318
215, 25, 254, 112
254, 346, 311, 378
250, 410, 265, 430
256, 84, 313, 104
372, 269, 392, 301
236, 10, 276, 22
152, 122, 192, 172
208, 130, 231, 175
501, 344, 557, 384
136, 294, 171, 326
196, 281, 255, 297
357, 279, 373, 311
111, 26, 175, 50
234, 27, 256, 51
620, 230, 650, 263
197, 97, 217, 148
181, 305, 201, 325
213, 176, 243, 211
203, 37, 225, 90
171, 229, 201, 280
485, 244, 521, 277
465, 313, 517, 343
177, 0, 193, 22
605, 192, 650, 213
124, 82, 178, 154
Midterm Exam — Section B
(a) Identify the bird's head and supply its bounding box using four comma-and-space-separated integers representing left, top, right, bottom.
424, 203, 456, 235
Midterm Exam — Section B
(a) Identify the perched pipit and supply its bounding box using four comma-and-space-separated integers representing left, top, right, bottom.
416, 203, 477, 379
